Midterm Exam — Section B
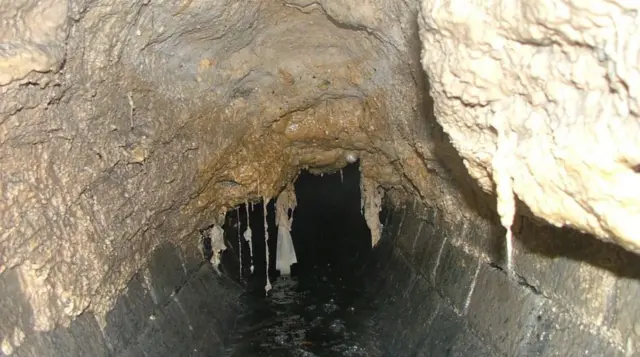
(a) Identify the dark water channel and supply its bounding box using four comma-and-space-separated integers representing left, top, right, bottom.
217, 163, 385, 356
222, 266, 383, 357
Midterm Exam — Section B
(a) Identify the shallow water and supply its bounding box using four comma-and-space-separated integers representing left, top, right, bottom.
222, 266, 383, 357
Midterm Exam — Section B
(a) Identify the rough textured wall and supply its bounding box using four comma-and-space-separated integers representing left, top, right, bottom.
1, 0, 455, 348
419, 0, 640, 253
0, 0, 68, 85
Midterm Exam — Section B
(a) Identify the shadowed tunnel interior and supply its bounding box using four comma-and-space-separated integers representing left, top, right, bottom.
2, 1, 640, 356
289, 163, 372, 274
218, 163, 372, 289
7, 168, 640, 356
211, 163, 386, 356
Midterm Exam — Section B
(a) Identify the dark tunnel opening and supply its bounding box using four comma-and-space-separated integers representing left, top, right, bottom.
290, 163, 373, 275
216, 162, 377, 293
8, 158, 637, 357
211, 162, 388, 356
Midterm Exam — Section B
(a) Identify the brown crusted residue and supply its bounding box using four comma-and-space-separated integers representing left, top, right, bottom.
186, 94, 402, 216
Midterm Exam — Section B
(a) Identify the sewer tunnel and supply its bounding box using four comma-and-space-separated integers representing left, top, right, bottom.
1, 0, 640, 356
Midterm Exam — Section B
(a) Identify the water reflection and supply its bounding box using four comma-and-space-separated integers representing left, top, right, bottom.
222, 266, 382, 357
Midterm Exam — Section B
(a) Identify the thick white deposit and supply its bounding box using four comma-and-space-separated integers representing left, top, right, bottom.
419, 0, 640, 253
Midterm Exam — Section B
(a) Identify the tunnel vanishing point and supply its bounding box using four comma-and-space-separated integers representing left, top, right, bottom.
1, 0, 640, 356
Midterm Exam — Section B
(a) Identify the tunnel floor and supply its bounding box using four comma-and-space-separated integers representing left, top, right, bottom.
221, 263, 383, 356
216, 163, 386, 356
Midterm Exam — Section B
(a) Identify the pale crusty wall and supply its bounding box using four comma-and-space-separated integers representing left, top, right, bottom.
419, 0, 640, 253
0, 0, 69, 86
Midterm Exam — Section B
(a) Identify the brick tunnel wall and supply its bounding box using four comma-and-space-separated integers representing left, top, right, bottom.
3, 192, 640, 357
371, 195, 640, 357
0, 240, 242, 357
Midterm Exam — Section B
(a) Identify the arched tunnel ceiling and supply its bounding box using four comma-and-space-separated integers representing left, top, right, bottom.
0, 0, 434, 330
0, 0, 638, 336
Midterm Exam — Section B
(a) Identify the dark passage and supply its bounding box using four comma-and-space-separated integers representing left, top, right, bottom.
217, 163, 385, 356
8, 159, 629, 357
